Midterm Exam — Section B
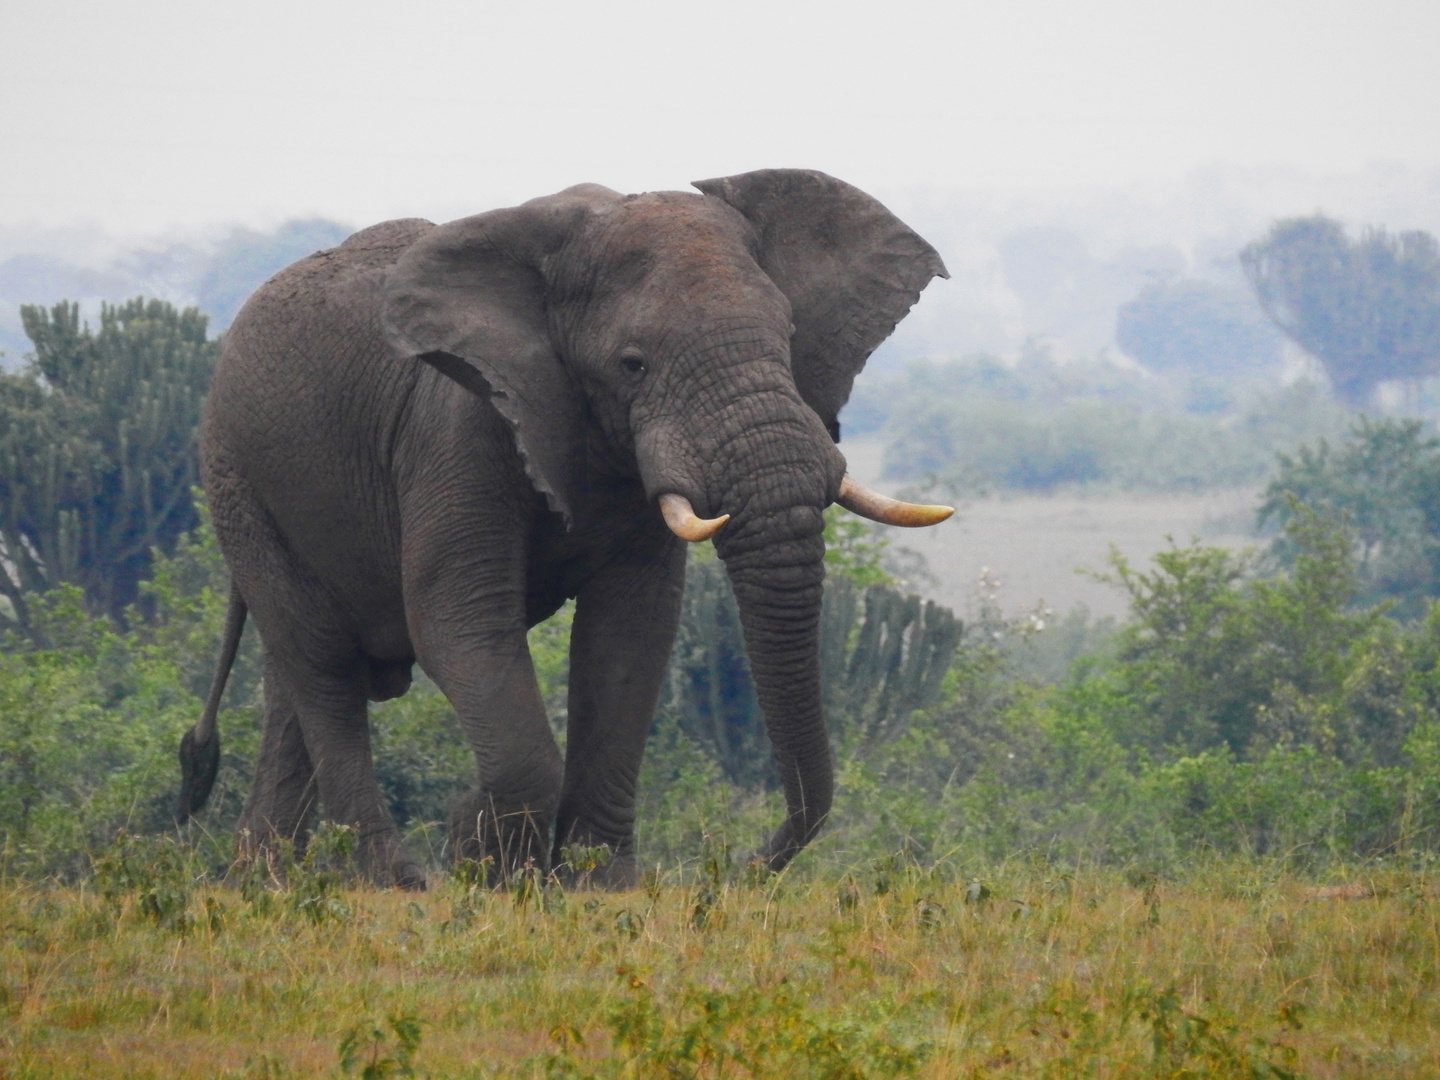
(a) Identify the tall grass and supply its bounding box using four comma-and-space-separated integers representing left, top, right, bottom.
2, 840, 1435, 1078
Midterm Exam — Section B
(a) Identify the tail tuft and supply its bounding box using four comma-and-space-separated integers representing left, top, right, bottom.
175, 726, 221, 824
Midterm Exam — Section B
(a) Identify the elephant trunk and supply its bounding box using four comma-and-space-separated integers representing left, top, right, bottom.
635, 340, 845, 870
720, 523, 833, 872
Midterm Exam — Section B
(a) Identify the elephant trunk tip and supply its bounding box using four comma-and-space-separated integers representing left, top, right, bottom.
175, 725, 221, 825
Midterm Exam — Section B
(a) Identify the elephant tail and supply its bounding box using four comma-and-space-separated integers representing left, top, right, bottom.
175, 582, 248, 824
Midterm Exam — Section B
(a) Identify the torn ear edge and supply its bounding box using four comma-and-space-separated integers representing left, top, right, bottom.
418, 350, 582, 529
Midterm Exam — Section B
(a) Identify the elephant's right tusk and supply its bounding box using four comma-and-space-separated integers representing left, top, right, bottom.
659, 493, 730, 542
836, 474, 954, 527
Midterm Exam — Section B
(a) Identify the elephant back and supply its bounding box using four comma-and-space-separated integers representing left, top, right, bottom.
202, 217, 441, 596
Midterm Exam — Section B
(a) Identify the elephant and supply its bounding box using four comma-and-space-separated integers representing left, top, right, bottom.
174, 168, 952, 889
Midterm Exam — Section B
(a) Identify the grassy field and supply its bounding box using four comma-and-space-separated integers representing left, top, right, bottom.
2, 854, 1436, 1078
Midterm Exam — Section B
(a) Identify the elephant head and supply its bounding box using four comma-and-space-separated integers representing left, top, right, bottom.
381, 169, 949, 871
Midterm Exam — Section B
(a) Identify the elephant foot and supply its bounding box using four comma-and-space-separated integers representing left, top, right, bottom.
553, 833, 639, 891
554, 851, 639, 891
448, 788, 551, 883
230, 825, 306, 884
356, 830, 427, 891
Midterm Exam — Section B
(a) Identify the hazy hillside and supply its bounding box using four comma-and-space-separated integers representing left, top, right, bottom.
5, 163, 1439, 374
869, 162, 1440, 372
0, 218, 350, 365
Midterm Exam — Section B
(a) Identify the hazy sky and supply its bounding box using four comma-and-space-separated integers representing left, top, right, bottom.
3, 0, 1438, 232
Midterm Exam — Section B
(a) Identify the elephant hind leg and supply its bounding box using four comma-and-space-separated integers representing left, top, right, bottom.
235, 652, 320, 869
239, 654, 424, 892
213, 479, 425, 891
292, 677, 427, 892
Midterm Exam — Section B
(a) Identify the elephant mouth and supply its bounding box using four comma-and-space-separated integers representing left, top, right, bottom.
655, 477, 953, 544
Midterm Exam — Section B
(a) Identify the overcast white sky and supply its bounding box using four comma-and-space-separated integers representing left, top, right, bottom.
2, 0, 1438, 232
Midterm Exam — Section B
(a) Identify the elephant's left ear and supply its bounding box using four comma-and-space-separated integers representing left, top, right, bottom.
693, 169, 948, 442
382, 186, 621, 527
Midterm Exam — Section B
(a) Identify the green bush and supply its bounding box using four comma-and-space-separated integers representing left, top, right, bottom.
4, 472, 1440, 884
1261, 417, 1440, 616
815, 507, 1440, 871
0, 587, 218, 878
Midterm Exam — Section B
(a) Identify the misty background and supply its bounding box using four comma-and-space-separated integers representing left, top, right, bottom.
3, 0, 1439, 617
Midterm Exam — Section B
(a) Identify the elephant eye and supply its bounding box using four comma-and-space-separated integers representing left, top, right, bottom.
620, 352, 647, 378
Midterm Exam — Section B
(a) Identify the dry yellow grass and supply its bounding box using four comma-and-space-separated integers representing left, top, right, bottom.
2, 862, 1437, 1078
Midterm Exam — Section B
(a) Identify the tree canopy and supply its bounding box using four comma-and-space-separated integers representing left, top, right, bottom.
1260, 417, 1440, 618
1240, 216, 1440, 405
0, 298, 218, 634
1115, 277, 1283, 381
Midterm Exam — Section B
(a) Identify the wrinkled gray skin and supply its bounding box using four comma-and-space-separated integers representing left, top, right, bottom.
189, 169, 946, 889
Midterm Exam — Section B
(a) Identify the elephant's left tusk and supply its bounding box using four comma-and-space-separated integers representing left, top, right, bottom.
659, 493, 730, 542
836, 474, 954, 527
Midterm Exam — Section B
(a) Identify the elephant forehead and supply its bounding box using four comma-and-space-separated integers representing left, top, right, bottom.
586, 191, 757, 270
552, 196, 789, 336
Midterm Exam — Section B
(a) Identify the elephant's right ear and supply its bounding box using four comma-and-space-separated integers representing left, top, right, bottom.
381, 186, 620, 527
693, 170, 947, 443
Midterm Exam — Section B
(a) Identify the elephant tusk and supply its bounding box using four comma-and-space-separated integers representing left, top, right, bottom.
659, 493, 730, 542
836, 474, 954, 527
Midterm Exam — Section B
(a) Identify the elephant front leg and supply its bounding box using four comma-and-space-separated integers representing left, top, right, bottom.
417, 629, 564, 881
553, 535, 686, 889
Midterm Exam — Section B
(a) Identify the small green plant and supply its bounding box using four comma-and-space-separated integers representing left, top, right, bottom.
538, 967, 928, 1079
231, 823, 357, 924
511, 858, 544, 911
450, 855, 492, 890
287, 822, 357, 925
92, 830, 197, 931
964, 879, 993, 908
337, 1014, 423, 1079
1126, 985, 1304, 1079
614, 909, 644, 940
559, 841, 613, 887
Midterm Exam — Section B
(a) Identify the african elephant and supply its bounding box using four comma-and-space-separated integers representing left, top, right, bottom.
175, 168, 951, 889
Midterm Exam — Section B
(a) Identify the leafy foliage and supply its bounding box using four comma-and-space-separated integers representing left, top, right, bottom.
338, 1013, 423, 1079
1241, 216, 1440, 404
0, 299, 218, 633
827, 507, 1440, 867
1094, 507, 1394, 760
1116, 276, 1283, 380
540, 966, 927, 1079
1260, 417, 1440, 616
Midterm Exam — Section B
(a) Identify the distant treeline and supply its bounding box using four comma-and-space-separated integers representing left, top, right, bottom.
853, 354, 1352, 495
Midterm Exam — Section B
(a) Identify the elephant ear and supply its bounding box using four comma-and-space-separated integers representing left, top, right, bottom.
381, 185, 621, 526
693, 169, 948, 441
